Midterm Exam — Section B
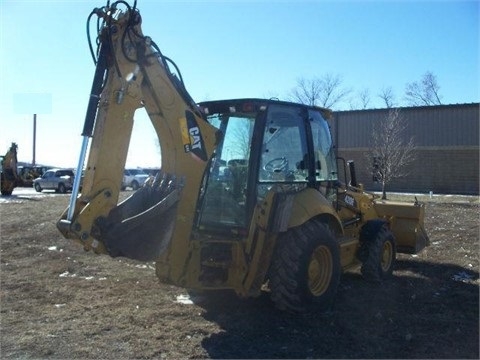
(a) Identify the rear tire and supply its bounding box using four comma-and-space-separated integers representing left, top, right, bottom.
268, 219, 341, 312
131, 181, 139, 190
359, 221, 396, 282
58, 183, 67, 194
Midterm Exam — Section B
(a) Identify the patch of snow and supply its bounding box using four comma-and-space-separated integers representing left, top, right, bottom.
176, 294, 194, 305
59, 271, 76, 278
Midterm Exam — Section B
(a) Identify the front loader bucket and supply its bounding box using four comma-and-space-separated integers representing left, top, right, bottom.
96, 173, 181, 261
374, 200, 430, 254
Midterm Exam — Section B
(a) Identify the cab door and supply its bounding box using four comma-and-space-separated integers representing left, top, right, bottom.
198, 113, 255, 230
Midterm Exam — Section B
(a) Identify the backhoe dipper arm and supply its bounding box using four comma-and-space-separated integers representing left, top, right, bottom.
57, 2, 218, 263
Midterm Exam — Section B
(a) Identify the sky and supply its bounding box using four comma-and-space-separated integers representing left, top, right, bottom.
0, 0, 478, 169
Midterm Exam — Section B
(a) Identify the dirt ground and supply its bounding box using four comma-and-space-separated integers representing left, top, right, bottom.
0, 190, 478, 359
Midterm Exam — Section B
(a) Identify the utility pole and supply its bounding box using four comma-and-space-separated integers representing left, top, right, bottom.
13, 93, 51, 166
33, 114, 37, 166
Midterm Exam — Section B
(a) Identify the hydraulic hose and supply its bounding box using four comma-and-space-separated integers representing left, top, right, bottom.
82, 42, 108, 137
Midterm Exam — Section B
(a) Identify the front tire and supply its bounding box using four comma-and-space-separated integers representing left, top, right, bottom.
34, 183, 42, 192
268, 219, 341, 312
358, 221, 396, 282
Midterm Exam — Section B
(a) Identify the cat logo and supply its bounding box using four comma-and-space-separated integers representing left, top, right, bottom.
179, 110, 208, 162
188, 126, 202, 150
344, 194, 356, 208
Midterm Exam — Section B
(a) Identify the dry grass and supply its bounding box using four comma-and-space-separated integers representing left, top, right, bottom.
1, 191, 478, 359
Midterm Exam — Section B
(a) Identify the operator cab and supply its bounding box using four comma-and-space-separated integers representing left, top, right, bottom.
197, 98, 338, 233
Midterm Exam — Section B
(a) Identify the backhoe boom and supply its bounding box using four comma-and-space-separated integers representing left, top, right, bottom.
58, 2, 218, 266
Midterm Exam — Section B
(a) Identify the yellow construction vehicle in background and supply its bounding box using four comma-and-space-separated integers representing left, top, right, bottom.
1, 143, 20, 196
58, 1, 429, 311
17, 165, 48, 187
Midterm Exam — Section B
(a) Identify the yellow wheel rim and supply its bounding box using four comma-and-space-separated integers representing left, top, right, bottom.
381, 240, 393, 272
308, 245, 333, 296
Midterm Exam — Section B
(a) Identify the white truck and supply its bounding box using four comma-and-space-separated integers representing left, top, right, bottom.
33, 168, 75, 193
121, 169, 150, 190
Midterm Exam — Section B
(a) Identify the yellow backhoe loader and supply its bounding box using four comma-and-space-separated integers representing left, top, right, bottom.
58, 1, 429, 311
1, 143, 20, 196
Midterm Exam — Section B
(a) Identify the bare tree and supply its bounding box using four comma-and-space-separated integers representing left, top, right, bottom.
367, 108, 416, 199
358, 88, 371, 109
378, 86, 396, 108
230, 123, 251, 159
348, 88, 371, 110
405, 71, 442, 106
290, 74, 351, 109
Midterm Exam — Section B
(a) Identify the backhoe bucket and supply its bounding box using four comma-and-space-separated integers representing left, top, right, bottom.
96, 173, 181, 261
374, 200, 429, 254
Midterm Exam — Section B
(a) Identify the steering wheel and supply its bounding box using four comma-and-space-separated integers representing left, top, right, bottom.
264, 157, 289, 173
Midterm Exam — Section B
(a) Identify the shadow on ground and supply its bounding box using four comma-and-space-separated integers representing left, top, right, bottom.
196, 260, 479, 359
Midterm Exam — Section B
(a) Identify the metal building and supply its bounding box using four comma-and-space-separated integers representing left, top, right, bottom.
331, 103, 479, 195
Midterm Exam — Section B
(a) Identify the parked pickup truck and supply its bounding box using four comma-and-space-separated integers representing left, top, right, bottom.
33, 168, 75, 193
121, 169, 150, 190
